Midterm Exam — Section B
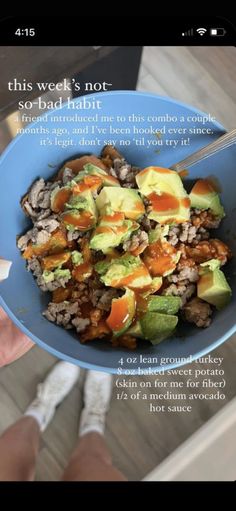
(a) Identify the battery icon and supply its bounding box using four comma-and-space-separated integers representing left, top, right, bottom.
210, 28, 226, 36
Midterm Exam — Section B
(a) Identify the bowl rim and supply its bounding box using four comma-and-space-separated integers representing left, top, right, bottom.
0, 90, 234, 374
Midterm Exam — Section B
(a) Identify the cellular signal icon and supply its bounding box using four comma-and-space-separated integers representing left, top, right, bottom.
182, 28, 194, 36
196, 27, 207, 36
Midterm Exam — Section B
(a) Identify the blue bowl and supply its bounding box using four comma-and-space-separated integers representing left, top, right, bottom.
0, 91, 235, 374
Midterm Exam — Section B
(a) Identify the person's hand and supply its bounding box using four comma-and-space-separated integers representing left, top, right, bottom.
0, 258, 34, 367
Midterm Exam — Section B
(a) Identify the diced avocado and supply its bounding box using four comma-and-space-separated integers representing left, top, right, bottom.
95, 253, 139, 276
200, 258, 221, 272
71, 250, 84, 265
148, 225, 169, 243
66, 189, 97, 215
140, 311, 178, 344
50, 186, 72, 213
42, 268, 71, 283
73, 163, 119, 188
75, 163, 108, 179
96, 186, 145, 220
189, 179, 225, 218
136, 166, 190, 224
136, 166, 187, 198
147, 193, 190, 224
83, 163, 120, 187
147, 295, 181, 314
95, 254, 152, 289
42, 270, 55, 283
127, 311, 178, 344
90, 213, 139, 253
61, 209, 96, 232
99, 212, 125, 227
90, 220, 137, 252
106, 288, 136, 337
54, 268, 71, 280
127, 321, 144, 338
197, 262, 232, 310
141, 277, 163, 298
61, 189, 97, 231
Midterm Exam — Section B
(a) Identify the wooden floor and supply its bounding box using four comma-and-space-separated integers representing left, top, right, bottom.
0, 46, 236, 481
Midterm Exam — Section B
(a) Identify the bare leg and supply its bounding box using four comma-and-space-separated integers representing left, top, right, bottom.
0, 417, 40, 481
62, 432, 127, 481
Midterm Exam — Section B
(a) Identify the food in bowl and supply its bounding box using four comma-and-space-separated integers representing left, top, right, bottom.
17, 145, 232, 349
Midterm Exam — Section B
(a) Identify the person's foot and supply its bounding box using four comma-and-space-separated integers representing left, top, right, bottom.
79, 370, 113, 436
24, 361, 80, 432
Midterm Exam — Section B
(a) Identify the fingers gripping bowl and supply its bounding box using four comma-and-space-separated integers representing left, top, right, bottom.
0, 92, 235, 373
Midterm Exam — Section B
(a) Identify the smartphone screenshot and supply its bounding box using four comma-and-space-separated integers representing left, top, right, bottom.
0, 15, 236, 486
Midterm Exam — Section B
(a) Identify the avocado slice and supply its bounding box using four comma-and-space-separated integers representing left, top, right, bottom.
140, 312, 178, 344
95, 254, 152, 289
90, 214, 139, 253
135, 166, 190, 224
96, 186, 145, 220
106, 288, 136, 337
71, 250, 84, 265
42, 268, 71, 283
189, 179, 225, 218
127, 321, 144, 338
128, 311, 178, 344
197, 259, 232, 310
148, 194, 190, 224
74, 163, 120, 187
148, 225, 169, 243
147, 295, 181, 314
61, 189, 97, 231
141, 277, 163, 297
51, 185, 72, 213
136, 166, 187, 197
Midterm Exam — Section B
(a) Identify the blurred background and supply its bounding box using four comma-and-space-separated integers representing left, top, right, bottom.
0, 46, 236, 481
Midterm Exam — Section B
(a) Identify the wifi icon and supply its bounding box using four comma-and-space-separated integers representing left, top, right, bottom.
196, 27, 207, 36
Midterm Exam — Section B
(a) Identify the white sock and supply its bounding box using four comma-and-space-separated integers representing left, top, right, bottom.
24, 362, 80, 432
24, 401, 49, 430
79, 370, 113, 437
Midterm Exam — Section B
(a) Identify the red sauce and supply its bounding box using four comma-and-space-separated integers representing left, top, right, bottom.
104, 175, 120, 185
135, 201, 145, 213
118, 265, 150, 288
102, 212, 125, 223
95, 226, 113, 235
106, 297, 130, 332
52, 188, 71, 212
62, 211, 94, 230
192, 179, 215, 195
148, 192, 179, 212
72, 182, 90, 194
116, 225, 130, 235
41, 251, 70, 271
72, 262, 93, 282
143, 240, 177, 276
134, 291, 148, 317
84, 175, 103, 190
178, 169, 189, 178
181, 197, 191, 208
